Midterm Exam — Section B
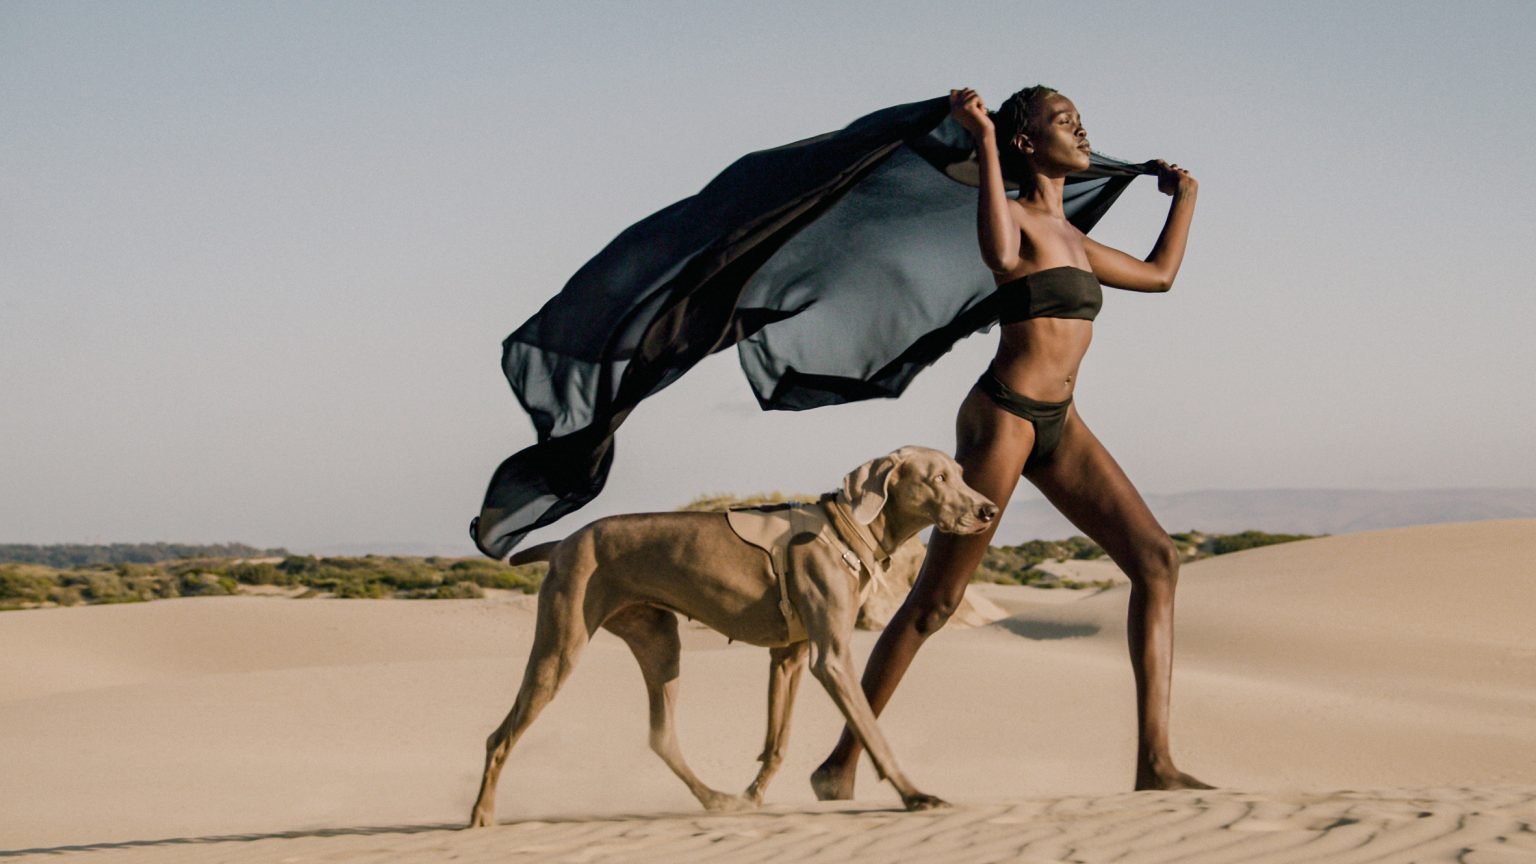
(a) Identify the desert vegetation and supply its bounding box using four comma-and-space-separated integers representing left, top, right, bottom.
0, 542, 290, 569
0, 554, 546, 611
1174, 529, 1316, 556
974, 539, 1117, 589
1, 500, 1313, 610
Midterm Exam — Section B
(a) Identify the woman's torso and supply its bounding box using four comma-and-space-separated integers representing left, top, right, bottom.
992, 261, 1099, 403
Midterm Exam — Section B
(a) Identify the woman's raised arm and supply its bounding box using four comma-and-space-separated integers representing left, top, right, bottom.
1085, 160, 1198, 292
951, 88, 1019, 274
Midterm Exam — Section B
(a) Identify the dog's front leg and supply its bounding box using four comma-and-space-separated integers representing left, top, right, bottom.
794, 558, 947, 811
808, 633, 947, 811
745, 642, 808, 804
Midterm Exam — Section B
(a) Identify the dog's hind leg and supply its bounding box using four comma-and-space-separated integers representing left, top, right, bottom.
745, 642, 808, 805
468, 569, 596, 828
604, 604, 752, 813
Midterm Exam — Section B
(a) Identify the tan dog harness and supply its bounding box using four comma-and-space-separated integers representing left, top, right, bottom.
725, 497, 891, 642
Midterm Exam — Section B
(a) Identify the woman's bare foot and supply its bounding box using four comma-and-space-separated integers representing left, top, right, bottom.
1136, 756, 1214, 791
810, 760, 857, 801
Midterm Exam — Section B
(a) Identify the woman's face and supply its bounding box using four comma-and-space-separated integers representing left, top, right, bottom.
1021, 94, 1091, 172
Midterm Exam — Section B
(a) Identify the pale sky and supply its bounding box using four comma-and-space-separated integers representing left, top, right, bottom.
3, 1, 1534, 553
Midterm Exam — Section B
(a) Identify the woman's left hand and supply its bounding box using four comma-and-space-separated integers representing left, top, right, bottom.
1155, 160, 1197, 196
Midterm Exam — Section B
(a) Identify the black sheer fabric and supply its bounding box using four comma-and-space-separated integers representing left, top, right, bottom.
472, 96, 1155, 559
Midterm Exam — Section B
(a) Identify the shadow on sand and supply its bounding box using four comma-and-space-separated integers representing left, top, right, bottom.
0, 803, 919, 858
0, 822, 462, 858
992, 617, 1100, 640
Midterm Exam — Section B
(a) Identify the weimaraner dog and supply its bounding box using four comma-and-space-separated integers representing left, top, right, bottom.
467, 446, 998, 827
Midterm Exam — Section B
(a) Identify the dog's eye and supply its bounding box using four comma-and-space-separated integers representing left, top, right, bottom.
934, 474, 945, 483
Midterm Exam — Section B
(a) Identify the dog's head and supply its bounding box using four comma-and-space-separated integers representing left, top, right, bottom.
841, 446, 996, 534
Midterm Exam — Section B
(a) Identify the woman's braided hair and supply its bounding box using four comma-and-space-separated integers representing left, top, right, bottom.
989, 84, 1059, 185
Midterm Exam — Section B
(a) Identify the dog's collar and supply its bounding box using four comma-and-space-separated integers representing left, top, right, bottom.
825, 491, 893, 576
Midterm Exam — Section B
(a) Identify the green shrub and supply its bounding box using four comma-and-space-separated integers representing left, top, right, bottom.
0, 566, 56, 607
432, 581, 485, 599
1207, 530, 1313, 556
178, 572, 237, 597
48, 584, 85, 606
975, 537, 1104, 582
1070, 542, 1106, 560
472, 563, 546, 593
276, 556, 321, 578
78, 570, 132, 603
333, 578, 387, 599
225, 562, 293, 586
372, 557, 443, 591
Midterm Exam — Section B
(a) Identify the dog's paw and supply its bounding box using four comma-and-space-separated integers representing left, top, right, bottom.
466, 807, 495, 829
902, 792, 950, 811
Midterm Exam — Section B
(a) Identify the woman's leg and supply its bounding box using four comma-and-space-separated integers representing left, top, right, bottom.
1025, 409, 1211, 790
811, 387, 1034, 800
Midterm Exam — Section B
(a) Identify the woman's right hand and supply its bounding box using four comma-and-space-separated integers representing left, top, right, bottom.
949, 88, 993, 140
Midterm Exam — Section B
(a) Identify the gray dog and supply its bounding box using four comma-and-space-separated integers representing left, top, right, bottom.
468, 446, 998, 827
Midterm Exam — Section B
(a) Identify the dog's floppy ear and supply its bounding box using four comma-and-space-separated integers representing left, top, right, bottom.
841, 447, 919, 525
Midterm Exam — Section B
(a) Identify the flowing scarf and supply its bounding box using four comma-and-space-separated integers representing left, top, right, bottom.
472, 96, 1155, 559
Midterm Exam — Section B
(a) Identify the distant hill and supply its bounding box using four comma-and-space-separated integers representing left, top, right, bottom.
997, 488, 1536, 541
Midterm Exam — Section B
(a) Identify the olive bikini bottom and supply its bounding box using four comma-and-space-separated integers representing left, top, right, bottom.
974, 369, 1073, 472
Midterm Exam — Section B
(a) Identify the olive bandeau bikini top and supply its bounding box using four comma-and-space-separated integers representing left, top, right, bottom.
995, 265, 1103, 324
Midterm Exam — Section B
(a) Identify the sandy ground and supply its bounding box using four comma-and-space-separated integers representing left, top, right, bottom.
2, 519, 1533, 862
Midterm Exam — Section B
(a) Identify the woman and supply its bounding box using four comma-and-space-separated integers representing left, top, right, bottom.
811, 85, 1211, 796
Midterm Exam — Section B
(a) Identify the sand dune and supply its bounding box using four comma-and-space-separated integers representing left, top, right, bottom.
3, 520, 1533, 862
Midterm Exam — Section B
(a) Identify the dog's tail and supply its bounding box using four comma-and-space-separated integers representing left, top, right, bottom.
508, 541, 558, 566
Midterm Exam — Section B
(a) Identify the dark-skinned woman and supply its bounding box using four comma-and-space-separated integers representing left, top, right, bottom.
812, 85, 1212, 798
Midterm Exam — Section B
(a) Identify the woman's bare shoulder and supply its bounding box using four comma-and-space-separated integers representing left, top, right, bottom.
1007, 197, 1043, 231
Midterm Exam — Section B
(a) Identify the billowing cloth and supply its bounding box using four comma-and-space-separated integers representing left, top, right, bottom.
472, 96, 1156, 560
